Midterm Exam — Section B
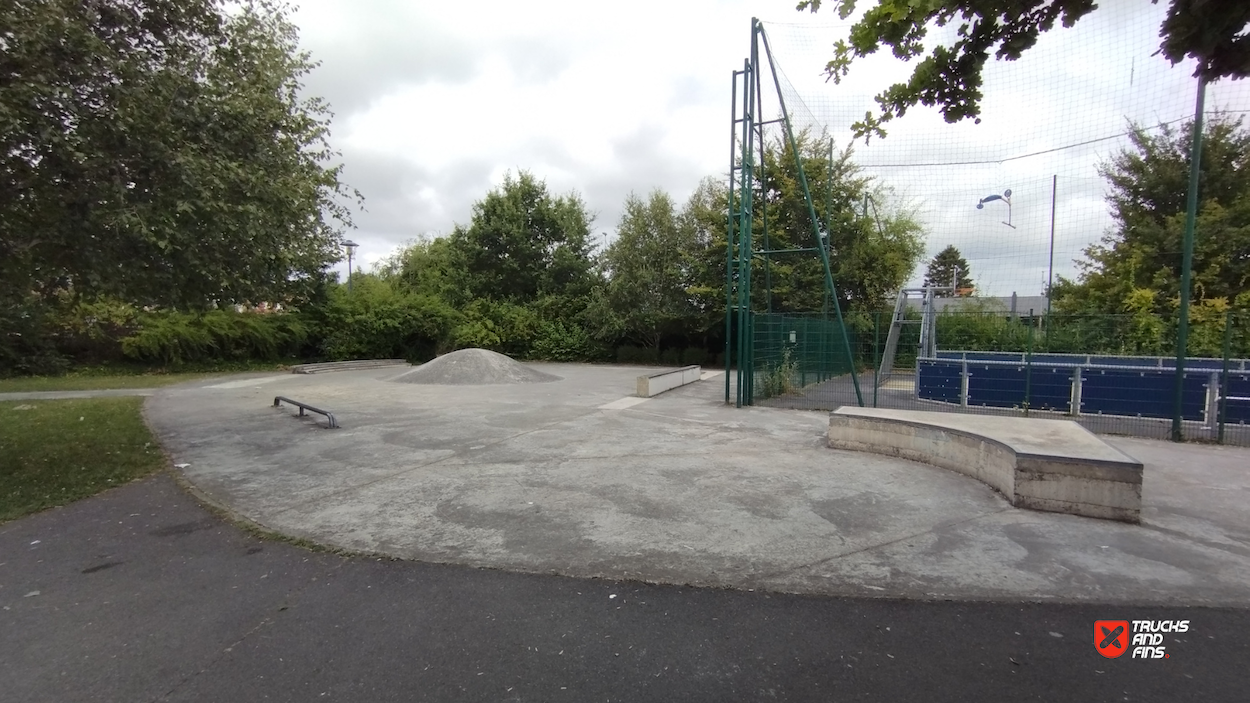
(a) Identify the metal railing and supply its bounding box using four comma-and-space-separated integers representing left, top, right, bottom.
273, 396, 339, 428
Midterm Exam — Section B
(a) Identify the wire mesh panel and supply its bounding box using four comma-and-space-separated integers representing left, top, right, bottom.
750, 313, 856, 404
759, 309, 1250, 445
729, 19, 1249, 445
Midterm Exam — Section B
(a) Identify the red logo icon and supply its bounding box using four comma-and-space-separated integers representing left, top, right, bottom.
1094, 620, 1130, 658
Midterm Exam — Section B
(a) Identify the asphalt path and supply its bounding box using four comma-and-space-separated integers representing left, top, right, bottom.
2, 473, 1247, 703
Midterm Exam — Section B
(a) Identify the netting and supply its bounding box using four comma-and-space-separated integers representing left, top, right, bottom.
735, 11, 1250, 444
766, 308, 1250, 443
750, 313, 857, 402
761, 7, 1250, 298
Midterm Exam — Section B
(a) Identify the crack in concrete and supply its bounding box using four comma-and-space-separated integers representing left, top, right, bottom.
758, 506, 1015, 583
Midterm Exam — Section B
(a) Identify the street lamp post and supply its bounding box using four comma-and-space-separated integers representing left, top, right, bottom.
977, 189, 1015, 229
343, 240, 358, 292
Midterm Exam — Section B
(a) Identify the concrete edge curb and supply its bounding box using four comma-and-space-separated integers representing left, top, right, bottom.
827, 410, 1143, 523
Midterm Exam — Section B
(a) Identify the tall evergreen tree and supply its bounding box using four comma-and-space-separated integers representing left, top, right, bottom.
923, 245, 974, 295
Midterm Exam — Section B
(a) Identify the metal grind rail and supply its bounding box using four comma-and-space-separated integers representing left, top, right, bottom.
273, 396, 339, 428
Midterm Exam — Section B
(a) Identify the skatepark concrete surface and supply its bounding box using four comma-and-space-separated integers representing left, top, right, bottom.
143, 363, 1250, 606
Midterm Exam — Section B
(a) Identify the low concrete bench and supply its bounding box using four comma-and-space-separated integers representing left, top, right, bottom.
291, 359, 409, 374
827, 407, 1143, 522
636, 365, 702, 398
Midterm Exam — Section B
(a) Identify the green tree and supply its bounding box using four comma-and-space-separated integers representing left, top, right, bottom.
923, 245, 974, 294
587, 190, 701, 350
753, 130, 925, 312
1053, 114, 1250, 315
448, 171, 596, 305
680, 177, 733, 335
0, 0, 357, 310
379, 237, 467, 303
797, 0, 1250, 139
313, 274, 458, 362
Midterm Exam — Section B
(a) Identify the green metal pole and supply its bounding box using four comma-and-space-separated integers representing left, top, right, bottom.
1046, 174, 1056, 350
735, 36, 758, 407
745, 311, 754, 403
760, 121, 772, 313
758, 26, 863, 407
724, 69, 741, 404
1218, 310, 1233, 444
1172, 74, 1207, 442
1024, 309, 1034, 417
825, 139, 834, 323
873, 311, 880, 408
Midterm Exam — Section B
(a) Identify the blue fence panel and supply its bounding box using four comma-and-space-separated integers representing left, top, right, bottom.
1035, 354, 1089, 366
1089, 355, 1162, 368
1178, 359, 1226, 371
1223, 372, 1250, 424
1026, 366, 1074, 412
977, 352, 1025, 364
965, 364, 1024, 409
917, 360, 961, 403
965, 364, 1072, 412
1080, 368, 1207, 420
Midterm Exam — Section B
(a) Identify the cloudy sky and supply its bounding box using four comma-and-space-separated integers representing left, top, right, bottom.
294, 0, 1249, 296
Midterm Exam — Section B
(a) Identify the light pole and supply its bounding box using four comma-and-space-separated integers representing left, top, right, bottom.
977, 189, 1015, 229
343, 239, 358, 292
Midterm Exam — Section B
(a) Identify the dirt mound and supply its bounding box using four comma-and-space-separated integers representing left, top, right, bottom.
392, 348, 560, 385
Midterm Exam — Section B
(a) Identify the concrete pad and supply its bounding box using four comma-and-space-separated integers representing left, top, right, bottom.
828, 407, 1143, 522
143, 364, 1250, 605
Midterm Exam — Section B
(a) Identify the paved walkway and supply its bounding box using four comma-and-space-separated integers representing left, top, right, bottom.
3, 474, 1247, 702
143, 365, 1250, 605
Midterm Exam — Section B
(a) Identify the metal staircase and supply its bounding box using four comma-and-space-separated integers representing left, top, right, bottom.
877, 286, 950, 386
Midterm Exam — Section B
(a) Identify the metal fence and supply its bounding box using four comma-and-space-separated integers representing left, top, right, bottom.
749, 313, 858, 403
755, 309, 1250, 445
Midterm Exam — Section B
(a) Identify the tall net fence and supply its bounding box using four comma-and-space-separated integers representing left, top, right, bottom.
745, 10, 1250, 444
750, 313, 857, 404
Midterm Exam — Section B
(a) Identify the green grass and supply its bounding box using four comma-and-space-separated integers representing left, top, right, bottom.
0, 372, 218, 393
0, 361, 289, 393
0, 397, 167, 522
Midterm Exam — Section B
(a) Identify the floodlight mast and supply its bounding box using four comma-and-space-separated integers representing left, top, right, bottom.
724, 18, 864, 408
977, 189, 1015, 229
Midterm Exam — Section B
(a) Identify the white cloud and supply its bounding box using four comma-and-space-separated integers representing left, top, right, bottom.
293, 0, 1250, 295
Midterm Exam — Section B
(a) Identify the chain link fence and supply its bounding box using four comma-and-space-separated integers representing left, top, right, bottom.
755, 308, 1250, 445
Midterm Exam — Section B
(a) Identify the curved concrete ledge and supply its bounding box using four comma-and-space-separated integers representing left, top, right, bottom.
828, 407, 1143, 522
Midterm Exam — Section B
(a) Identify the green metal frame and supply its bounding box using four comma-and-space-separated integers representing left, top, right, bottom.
1172, 74, 1208, 442
724, 19, 864, 408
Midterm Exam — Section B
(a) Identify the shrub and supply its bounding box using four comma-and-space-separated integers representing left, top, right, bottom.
121, 310, 310, 365
449, 299, 539, 357
680, 347, 708, 366
529, 320, 605, 361
316, 275, 458, 361
0, 293, 69, 377
615, 345, 657, 365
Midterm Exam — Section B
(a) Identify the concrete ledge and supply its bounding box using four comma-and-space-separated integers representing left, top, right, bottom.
827, 407, 1143, 522
637, 365, 702, 398
291, 359, 409, 374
